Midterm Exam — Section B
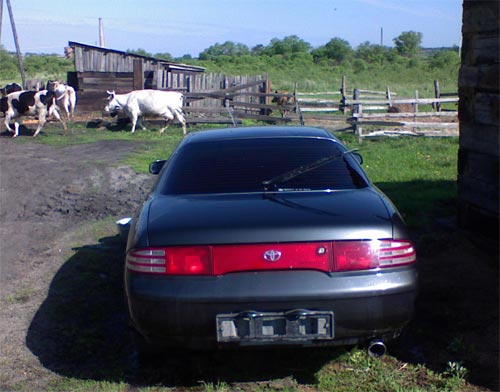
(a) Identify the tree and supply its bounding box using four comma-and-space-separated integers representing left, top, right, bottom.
355, 41, 390, 64
393, 31, 422, 57
263, 35, 311, 56
154, 52, 174, 61
126, 48, 153, 57
199, 41, 250, 60
428, 50, 460, 70
0, 47, 19, 79
312, 37, 353, 64
251, 44, 266, 56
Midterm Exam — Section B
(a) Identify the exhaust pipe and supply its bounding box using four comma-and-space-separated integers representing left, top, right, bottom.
367, 340, 387, 358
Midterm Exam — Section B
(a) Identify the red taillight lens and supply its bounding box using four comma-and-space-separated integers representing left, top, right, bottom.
333, 241, 377, 271
126, 246, 211, 275
126, 240, 416, 275
165, 246, 211, 275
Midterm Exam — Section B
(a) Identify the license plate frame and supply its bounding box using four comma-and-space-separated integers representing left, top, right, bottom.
216, 310, 334, 343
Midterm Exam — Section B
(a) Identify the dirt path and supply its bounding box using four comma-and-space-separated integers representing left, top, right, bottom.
0, 136, 497, 391
0, 137, 154, 390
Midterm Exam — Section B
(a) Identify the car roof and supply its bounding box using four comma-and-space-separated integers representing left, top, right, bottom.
182, 126, 338, 144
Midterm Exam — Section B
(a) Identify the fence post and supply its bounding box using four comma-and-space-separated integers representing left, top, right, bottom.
356, 103, 363, 143
434, 79, 441, 112
340, 75, 347, 114
294, 82, 304, 126
353, 88, 360, 114
386, 86, 392, 108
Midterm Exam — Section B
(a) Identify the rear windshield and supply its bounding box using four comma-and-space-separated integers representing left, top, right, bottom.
160, 138, 367, 195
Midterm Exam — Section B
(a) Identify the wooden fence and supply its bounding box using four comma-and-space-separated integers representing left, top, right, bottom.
55, 71, 459, 137
280, 77, 459, 139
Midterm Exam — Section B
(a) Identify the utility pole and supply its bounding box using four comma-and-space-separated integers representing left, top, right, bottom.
99, 18, 105, 47
0, 0, 4, 44
6, 0, 26, 87
380, 27, 383, 46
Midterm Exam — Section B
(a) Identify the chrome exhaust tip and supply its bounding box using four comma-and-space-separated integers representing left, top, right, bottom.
367, 340, 387, 358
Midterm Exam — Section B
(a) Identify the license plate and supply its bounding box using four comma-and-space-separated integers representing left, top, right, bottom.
216, 310, 334, 343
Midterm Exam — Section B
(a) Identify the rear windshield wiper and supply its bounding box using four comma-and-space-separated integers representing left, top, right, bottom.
261, 148, 358, 191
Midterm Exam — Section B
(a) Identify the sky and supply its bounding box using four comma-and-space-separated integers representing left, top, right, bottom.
0, 0, 463, 57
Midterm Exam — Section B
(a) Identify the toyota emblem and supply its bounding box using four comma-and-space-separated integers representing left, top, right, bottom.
263, 249, 282, 262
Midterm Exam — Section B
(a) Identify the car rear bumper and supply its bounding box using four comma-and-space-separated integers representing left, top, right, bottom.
125, 268, 417, 349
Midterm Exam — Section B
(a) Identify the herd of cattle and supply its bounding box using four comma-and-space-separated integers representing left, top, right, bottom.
0, 81, 187, 138
0, 82, 73, 137
1, 82, 294, 138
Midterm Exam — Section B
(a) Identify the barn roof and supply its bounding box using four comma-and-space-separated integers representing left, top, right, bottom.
68, 41, 205, 73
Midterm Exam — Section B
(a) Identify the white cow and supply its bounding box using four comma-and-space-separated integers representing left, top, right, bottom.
46, 80, 77, 120
2, 90, 67, 137
104, 89, 187, 135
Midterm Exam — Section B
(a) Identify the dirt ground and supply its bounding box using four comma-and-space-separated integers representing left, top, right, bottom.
0, 132, 498, 391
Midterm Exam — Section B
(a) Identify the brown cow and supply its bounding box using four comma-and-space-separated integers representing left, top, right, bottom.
271, 90, 295, 118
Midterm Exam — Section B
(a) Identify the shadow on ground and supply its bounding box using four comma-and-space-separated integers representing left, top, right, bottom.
25, 234, 348, 387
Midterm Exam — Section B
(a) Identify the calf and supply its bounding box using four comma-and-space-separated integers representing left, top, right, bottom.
0, 82, 22, 96
2, 90, 67, 137
271, 90, 295, 118
104, 89, 187, 135
46, 80, 77, 120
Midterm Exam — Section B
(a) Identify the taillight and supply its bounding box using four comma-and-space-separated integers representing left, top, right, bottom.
333, 240, 416, 272
333, 241, 377, 271
126, 240, 415, 275
377, 240, 417, 267
126, 246, 211, 275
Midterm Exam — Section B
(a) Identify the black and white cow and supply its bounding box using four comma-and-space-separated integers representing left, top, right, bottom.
1, 90, 67, 137
0, 83, 22, 97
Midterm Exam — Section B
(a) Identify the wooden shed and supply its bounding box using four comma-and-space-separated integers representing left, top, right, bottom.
66, 41, 205, 112
458, 0, 499, 243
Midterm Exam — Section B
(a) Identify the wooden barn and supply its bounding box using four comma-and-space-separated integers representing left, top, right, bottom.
66, 41, 206, 112
458, 0, 499, 245
65, 41, 273, 121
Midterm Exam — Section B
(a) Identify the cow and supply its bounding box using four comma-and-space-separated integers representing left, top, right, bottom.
0, 83, 22, 96
271, 90, 295, 118
104, 89, 187, 135
46, 80, 77, 120
2, 90, 67, 137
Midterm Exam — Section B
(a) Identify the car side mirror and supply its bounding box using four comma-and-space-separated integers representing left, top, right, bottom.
149, 160, 167, 175
352, 152, 363, 165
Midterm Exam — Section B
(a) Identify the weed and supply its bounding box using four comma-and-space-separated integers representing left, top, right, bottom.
444, 361, 468, 380
200, 380, 232, 392
4, 287, 35, 304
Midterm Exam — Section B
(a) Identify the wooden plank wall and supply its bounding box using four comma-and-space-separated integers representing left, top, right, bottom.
72, 46, 160, 73
68, 70, 269, 114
